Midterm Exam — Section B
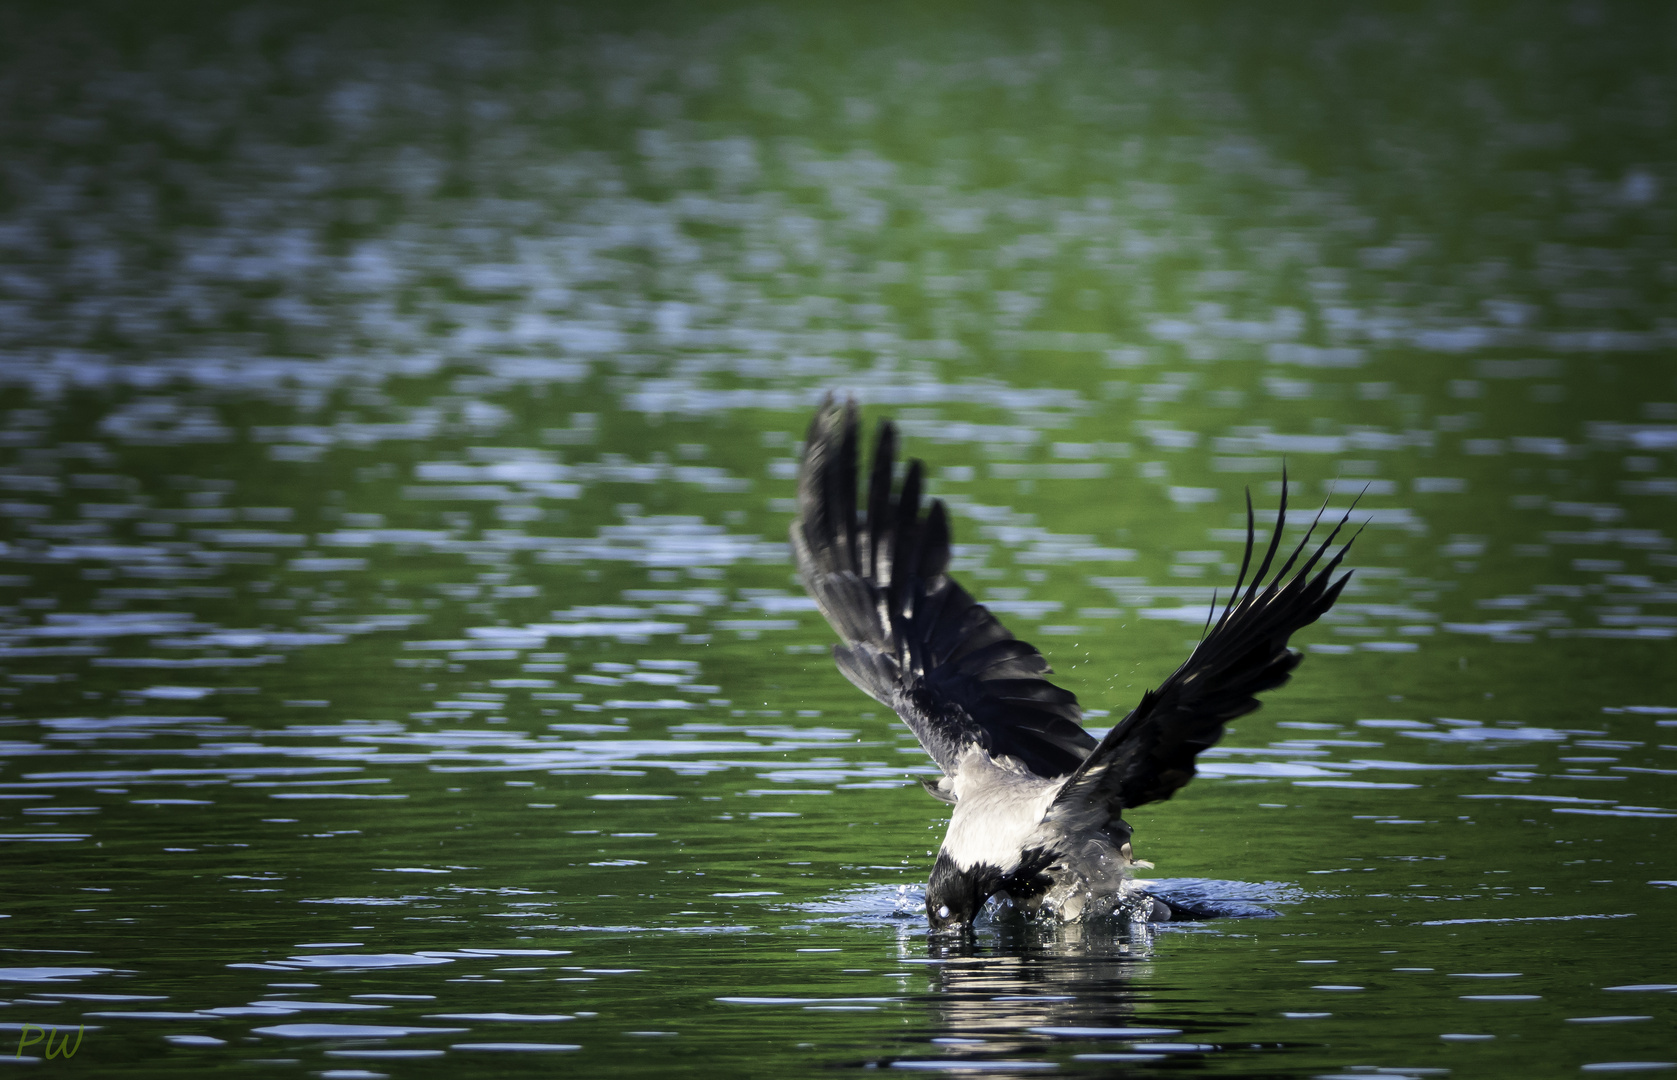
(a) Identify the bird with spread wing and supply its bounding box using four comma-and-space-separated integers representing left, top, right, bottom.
791, 397, 1357, 930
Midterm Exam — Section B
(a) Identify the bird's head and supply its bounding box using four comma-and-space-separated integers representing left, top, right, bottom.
926, 850, 1002, 933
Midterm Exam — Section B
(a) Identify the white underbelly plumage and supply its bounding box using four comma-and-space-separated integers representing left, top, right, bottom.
940, 747, 1150, 921
941, 752, 1060, 874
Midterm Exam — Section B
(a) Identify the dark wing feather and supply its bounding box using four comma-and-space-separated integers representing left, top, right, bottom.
1051, 479, 1357, 820
791, 396, 1096, 779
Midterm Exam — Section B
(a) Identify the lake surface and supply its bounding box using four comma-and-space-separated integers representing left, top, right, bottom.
2, 4, 1675, 1076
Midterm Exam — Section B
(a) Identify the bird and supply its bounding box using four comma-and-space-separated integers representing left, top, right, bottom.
790, 396, 1357, 932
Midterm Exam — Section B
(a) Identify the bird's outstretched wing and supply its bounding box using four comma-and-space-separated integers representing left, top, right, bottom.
791, 397, 1096, 779
1050, 483, 1357, 821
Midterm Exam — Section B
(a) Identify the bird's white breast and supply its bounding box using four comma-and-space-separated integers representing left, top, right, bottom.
941, 747, 1065, 872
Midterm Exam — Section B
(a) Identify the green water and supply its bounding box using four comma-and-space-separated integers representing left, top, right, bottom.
2, 4, 1675, 1076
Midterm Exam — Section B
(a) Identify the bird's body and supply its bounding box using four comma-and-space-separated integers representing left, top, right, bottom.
791, 398, 1355, 931
935, 749, 1140, 923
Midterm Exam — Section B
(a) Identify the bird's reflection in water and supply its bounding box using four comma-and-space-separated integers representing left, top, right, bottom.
907, 917, 1178, 1057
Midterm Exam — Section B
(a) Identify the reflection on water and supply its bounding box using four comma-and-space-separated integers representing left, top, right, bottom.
2, 3, 1675, 1076
917, 931, 1157, 1066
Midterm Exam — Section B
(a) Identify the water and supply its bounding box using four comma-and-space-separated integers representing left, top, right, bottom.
2, 4, 1675, 1076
